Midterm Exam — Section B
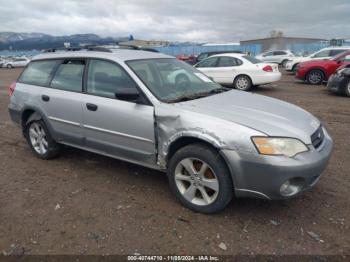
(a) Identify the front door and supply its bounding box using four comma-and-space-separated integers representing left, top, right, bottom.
82, 59, 156, 165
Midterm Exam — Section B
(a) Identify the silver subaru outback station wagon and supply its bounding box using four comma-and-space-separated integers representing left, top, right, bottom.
8, 50, 333, 213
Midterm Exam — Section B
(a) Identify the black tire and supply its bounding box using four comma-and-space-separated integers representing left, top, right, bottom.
167, 143, 233, 214
306, 69, 324, 85
7, 64, 13, 69
281, 59, 288, 67
233, 75, 252, 91
25, 120, 61, 160
345, 80, 350, 97
292, 63, 299, 74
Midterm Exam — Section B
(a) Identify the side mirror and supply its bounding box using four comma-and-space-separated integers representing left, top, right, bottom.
115, 88, 140, 102
336, 60, 342, 64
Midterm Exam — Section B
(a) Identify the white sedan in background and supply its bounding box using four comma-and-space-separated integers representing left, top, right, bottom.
3, 57, 30, 68
192, 53, 281, 91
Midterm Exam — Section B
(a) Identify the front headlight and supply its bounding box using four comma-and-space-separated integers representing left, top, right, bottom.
251, 137, 308, 157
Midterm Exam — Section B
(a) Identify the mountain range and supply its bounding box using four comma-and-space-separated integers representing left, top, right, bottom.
0, 32, 129, 50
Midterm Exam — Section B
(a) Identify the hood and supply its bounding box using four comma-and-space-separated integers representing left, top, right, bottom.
300, 59, 333, 67
176, 90, 320, 144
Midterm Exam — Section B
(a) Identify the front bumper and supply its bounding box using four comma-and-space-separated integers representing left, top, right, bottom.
221, 127, 333, 200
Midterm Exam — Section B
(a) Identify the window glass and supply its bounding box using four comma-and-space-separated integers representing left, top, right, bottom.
243, 56, 261, 64
197, 53, 208, 62
330, 49, 347, 57
217, 57, 242, 67
19, 60, 58, 86
273, 51, 286, 56
340, 55, 350, 62
87, 59, 137, 98
127, 58, 222, 103
51, 60, 84, 92
264, 52, 273, 56
196, 57, 218, 68
312, 50, 330, 58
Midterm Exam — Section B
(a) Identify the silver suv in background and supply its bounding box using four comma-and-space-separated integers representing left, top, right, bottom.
8, 50, 333, 213
255, 50, 295, 66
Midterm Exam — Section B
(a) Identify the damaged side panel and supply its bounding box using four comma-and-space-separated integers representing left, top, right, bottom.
154, 103, 265, 169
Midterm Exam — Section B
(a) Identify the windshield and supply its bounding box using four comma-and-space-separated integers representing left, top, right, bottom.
331, 51, 350, 61
127, 58, 224, 103
243, 55, 261, 64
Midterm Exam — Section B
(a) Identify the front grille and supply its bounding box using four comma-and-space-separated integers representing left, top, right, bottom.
311, 126, 324, 149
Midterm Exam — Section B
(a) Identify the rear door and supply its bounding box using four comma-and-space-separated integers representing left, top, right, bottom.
42, 59, 85, 145
82, 59, 156, 165
214, 56, 243, 84
194, 56, 219, 80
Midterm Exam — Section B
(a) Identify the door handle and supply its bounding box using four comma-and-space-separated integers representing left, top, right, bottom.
41, 95, 50, 102
86, 103, 98, 111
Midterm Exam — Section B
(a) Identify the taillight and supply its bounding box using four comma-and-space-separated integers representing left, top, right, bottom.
263, 65, 273, 72
8, 82, 16, 96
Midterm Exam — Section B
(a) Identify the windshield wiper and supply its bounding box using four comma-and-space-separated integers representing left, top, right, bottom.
165, 87, 230, 103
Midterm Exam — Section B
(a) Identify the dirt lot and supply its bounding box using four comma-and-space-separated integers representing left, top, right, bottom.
0, 68, 349, 256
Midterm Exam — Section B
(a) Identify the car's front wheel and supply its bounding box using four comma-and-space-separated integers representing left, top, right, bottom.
6, 64, 13, 69
306, 70, 324, 85
233, 75, 252, 91
168, 144, 233, 214
25, 120, 61, 159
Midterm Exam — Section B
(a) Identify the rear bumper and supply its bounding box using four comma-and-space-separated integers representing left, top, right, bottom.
8, 105, 21, 126
221, 127, 333, 200
253, 72, 282, 85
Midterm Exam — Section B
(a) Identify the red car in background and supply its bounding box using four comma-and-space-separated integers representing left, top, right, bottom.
296, 50, 350, 85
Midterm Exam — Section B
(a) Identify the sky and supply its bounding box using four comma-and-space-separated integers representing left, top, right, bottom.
0, 0, 349, 42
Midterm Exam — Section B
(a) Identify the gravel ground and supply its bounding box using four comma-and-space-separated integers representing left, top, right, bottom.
0, 68, 349, 256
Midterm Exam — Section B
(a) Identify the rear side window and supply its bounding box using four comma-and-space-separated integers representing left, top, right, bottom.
51, 60, 85, 92
217, 57, 242, 67
312, 50, 330, 58
273, 51, 286, 55
196, 57, 218, 68
19, 60, 58, 86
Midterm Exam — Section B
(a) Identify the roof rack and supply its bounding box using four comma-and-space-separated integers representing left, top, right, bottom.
43, 46, 112, 53
42, 44, 159, 53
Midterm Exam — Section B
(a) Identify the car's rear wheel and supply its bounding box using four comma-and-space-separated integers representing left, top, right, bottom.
7, 64, 13, 69
345, 80, 350, 97
25, 120, 61, 159
168, 144, 233, 214
234, 75, 252, 91
307, 70, 324, 85
281, 59, 288, 67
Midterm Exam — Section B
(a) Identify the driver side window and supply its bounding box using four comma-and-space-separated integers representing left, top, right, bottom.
312, 50, 330, 58
87, 59, 137, 99
196, 57, 218, 68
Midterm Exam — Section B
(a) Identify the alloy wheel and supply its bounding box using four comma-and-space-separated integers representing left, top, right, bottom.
308, 71, 322, 84
29, 122, 48, 155
174, 158, 219, 206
